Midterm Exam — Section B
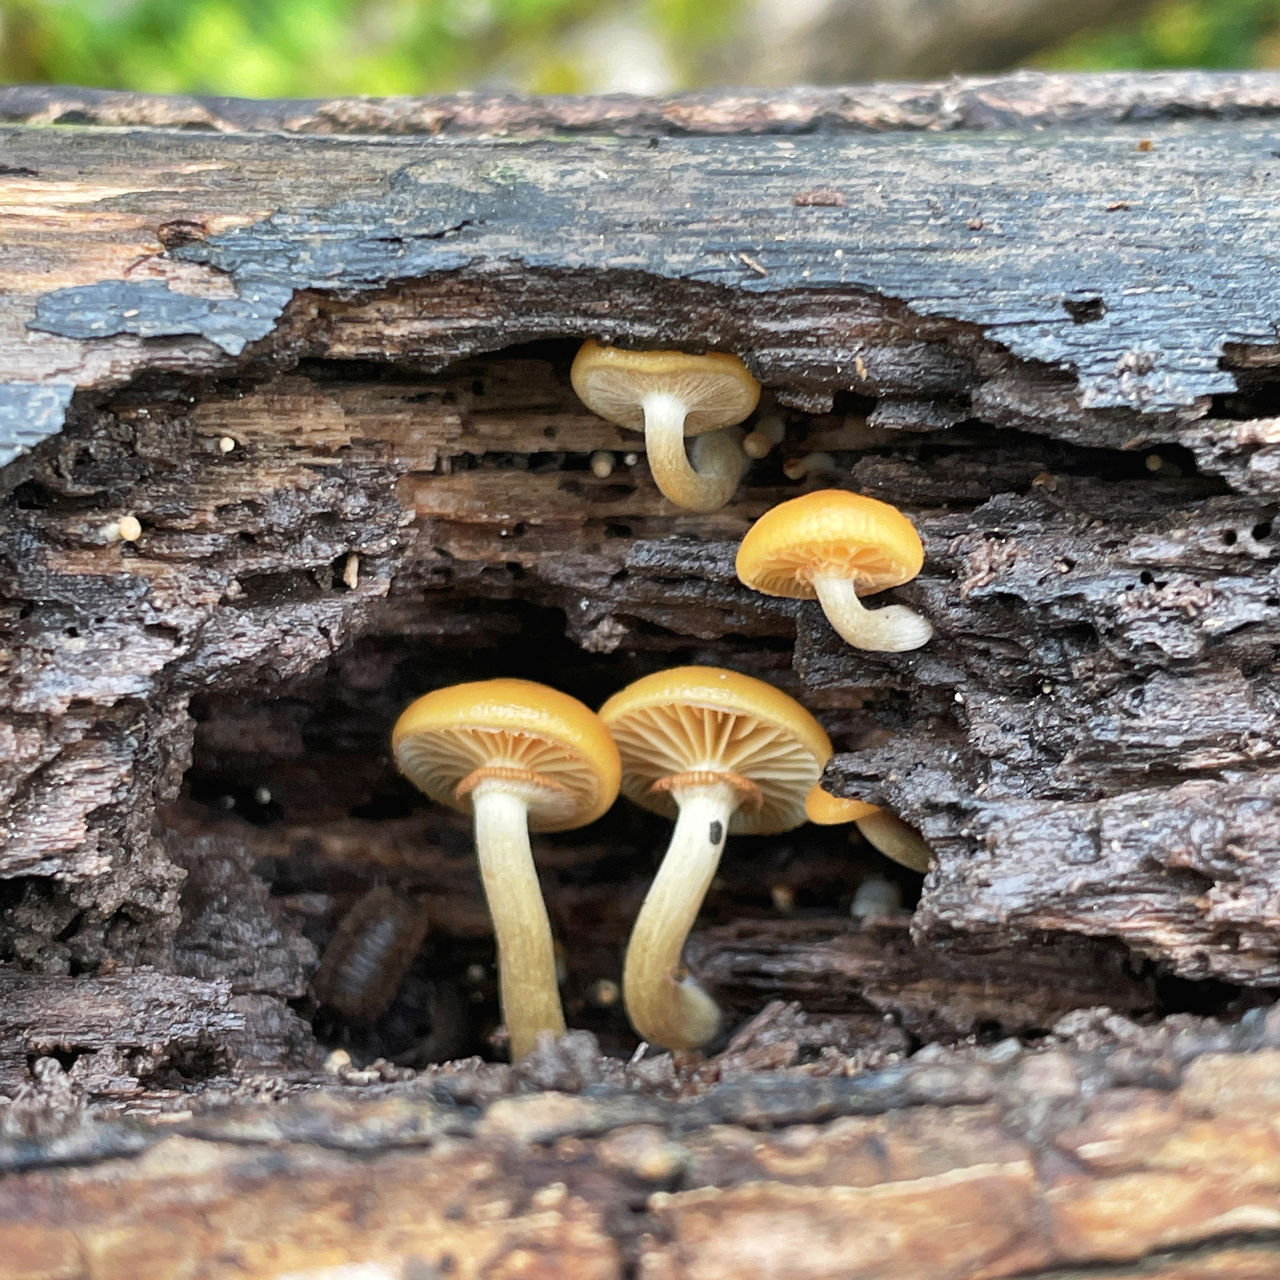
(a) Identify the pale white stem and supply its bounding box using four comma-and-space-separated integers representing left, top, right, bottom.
743, 414, 785, 459
623, 782, 734, 1050
643, 392, 747, 512
782, 451, 835, 481
855, 811, 933, 873
850, 874, 902, 919
812, 573, 933, 653
471, 782, 566, 1060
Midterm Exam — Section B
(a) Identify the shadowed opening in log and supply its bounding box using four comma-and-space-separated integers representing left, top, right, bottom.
3, 335, 1277, 1101
173, 614, 922, 1064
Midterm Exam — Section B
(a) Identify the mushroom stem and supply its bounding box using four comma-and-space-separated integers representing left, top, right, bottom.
812, 572, 934, 653
855, 810, 933, 873
471, 781, 566, 1059
743, 414, 785, 459
643, 392, 747, 512
623, 780, 734, 1050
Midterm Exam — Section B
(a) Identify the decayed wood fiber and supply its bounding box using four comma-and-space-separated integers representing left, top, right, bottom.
3, 1010, 1280, 1279
1, 355, 1272, 1008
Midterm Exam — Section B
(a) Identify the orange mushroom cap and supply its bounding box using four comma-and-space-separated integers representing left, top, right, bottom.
804, 782, 880, 825
570, 341, 760, 438
599, 666, 831, 836
393, 678, 620, 832
736, 489, 924, 600
804, 783, 933, 874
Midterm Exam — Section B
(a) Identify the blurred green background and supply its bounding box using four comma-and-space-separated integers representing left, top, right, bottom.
2, 0, 1279, 98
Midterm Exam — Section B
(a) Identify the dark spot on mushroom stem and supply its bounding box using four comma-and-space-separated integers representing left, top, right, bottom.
709, 821, 724, 846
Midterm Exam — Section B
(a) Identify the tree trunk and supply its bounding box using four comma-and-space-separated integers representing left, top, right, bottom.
0, 74, 1277, 1278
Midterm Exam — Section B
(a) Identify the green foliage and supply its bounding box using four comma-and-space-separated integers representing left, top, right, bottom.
1, 0, 1278, 97
0, 0, 594, 97
1043, 0, 1280, 70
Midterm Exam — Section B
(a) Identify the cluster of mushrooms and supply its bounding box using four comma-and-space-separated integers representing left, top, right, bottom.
572, 340, 934, 652
388, 341, 936, 1061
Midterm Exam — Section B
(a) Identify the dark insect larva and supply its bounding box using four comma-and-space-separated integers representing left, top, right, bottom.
311, 886, 431, 1024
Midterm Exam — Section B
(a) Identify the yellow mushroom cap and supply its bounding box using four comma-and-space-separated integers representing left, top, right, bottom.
599, 666, 831, 836
571, 341, 761, 438
736, 489, 925, 600
393, 678, 620, 832
804, 783, 880, 825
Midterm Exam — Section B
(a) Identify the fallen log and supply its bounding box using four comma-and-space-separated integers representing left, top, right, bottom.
0, 72, 1278, 1277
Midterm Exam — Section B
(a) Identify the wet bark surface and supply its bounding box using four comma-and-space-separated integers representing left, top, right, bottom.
0, 75, 1278, 1277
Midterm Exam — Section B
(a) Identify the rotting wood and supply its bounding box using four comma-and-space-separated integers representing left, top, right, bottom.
6, 69, 1280, 137
2, 1011, 1280, 1278
3, 355, 1272, 1001
0, 968, 240, 1100
0, 75, 1278, 1276
686, 914, 1162, 1041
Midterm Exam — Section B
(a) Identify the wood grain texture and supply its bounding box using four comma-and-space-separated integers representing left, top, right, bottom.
5, 72, 1280, 469
2, 1012, 1280, 1278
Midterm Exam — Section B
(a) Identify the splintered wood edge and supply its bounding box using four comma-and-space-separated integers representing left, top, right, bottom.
4, 71, 1280, 135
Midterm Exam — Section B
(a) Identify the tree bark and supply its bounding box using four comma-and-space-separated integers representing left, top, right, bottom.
5, 1014, 1280, 1278
0, 74, 1278, 1277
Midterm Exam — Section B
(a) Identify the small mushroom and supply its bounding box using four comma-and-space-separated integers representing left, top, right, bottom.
850, 874, 902, 919
803, 783, 878, 826
804, 782, 933, 873
782, 451, 836, 481
736, 489, 933, 652
600, 666, 831, 1050
393, 678, 620, 1060
571, 340, 760, 512
742, 413, 785, 460
854, 810, 933, 872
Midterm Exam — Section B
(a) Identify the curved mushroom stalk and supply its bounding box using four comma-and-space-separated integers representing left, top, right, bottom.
812, 573, 934, 653
855, 809, 933, 873
623, 781, 734, 1050
737, 490, 933, 654
643, 392, 748, 513
471, 779, 566, 1059
602, 667, 831, 1054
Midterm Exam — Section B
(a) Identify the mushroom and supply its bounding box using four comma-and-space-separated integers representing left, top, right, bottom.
854, 810, 933, 872
392, 678, 620, 1060
804, 781, 933, 873
736, 488, 933, 652
600, 666, 831, 1050
570, 340, 760, 512
781, 451, 836, 481
742, 413, 785, 460
803, 783, 878, 826
850, 874, 902, 919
